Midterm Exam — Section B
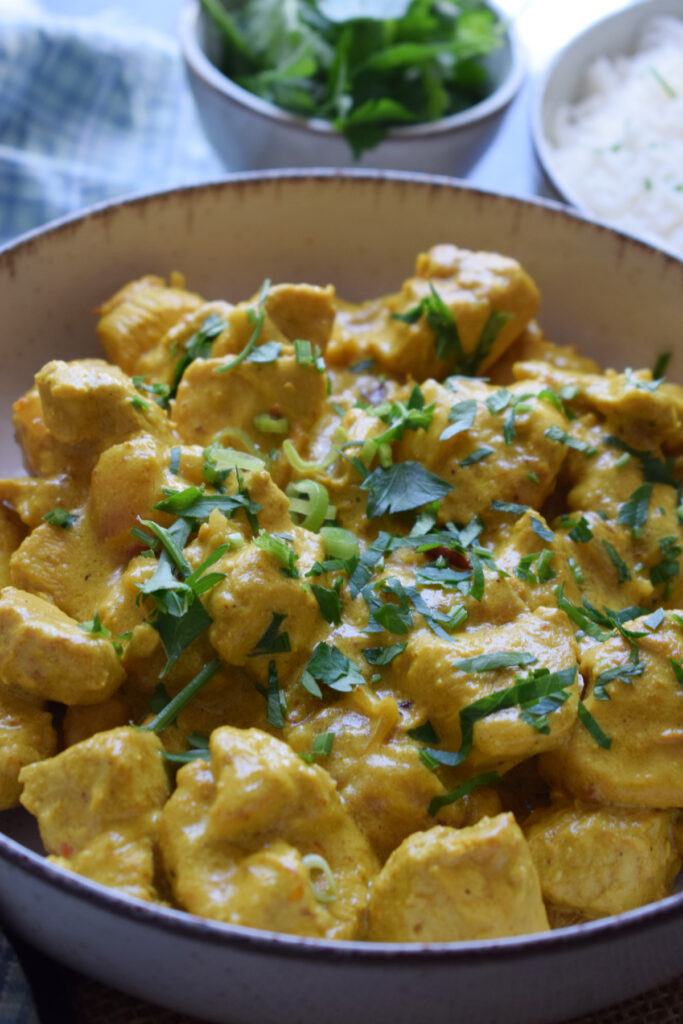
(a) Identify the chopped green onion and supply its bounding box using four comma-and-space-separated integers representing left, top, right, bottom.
286, 480, 333, 532
252, 413, 290, 434
215, 427, 261, 456
282, 438, 340, 473
320, 526, 359, 560
301, 853, 337, 903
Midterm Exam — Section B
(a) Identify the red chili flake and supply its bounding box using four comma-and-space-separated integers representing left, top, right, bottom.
425, 546, 470, 570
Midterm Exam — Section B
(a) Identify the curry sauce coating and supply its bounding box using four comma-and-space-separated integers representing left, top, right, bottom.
159, 726, 378, 939
366, 814, 549, 942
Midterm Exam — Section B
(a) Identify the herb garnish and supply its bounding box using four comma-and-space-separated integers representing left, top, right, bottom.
361, 460, 451, 518
202, 0, 505, 158
43, 507, 77, 529
300, 642, 364, 698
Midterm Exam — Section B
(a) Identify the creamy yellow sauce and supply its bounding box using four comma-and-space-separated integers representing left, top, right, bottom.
1, 243, 682, 941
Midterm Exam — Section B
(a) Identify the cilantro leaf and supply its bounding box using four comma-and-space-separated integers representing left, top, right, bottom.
361, 461, 451, 518
617, 483, 653, 537
248, 612, 291, 656
361, 641, 407, 666
300, 643, 364, 697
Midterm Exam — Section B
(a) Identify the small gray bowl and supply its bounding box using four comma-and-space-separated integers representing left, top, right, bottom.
532, 0, 683, 224
179, 0, 525, 174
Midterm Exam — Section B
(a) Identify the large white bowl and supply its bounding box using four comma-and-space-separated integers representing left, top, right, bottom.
179, 0, 525, 174
0, 171, 682, 1024
532, 0, 683, 254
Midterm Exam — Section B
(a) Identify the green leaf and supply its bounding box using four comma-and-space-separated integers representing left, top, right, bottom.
361, 641, 407, 666
172, 312, 227, 394
460, 445, 494, 467
544, 424, 596, 454
256, 660, 286, 728
601, 539, 632, 583
577, 700, 612, 749
424, 665, 576, 769
247, 341, 282, 363
248, 612, 291, 656
155, 600, 214, 677
440, 399, 477, 441
311, 582, 343, 625
593, 660, 645, 701
669, 658, 683, 686
141, 659, 221, 733
617, 483, 653, 537
428, 771, 501, 816
362, 460, 451, 518
300, 642, 364, 697
407, 720, 440, 744
254, 531, 300, 577
452, 651, 537, 673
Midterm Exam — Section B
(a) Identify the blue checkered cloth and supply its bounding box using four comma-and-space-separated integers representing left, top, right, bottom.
0, 4, 223, 245
0, 933, 39, 1024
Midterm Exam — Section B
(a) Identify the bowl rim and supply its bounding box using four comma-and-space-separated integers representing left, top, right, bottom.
531, 0, 683, 223
0, 168, 682, 965
178, 0, 526, 144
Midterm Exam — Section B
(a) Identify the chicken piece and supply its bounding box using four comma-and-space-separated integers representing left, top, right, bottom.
487, 319, 600, 385
19, 726, 169, 902
0, 688, 56, 809
134, 300, 236, 384
398, 608, 579, 774
327, 244, 539, 381
36, 359, 171, 449
12, 386, 63, 477
159, 726, 378, 938
205, 524, 326, 682
366, 814, 549, 941
172, 352, 327, 449
513, 361, 683, 451
541, 613, 683, 807
394, 378, 569, 527
264, 283, 336, 349
97, 274, 204, 375
0, 587, 124, 705
89, 433, 171, 550
285, 687, 471, 862
9, 512, 122, 623
493, 508, 656, 615
525, 801, 682, 919
0, 505, 24, 588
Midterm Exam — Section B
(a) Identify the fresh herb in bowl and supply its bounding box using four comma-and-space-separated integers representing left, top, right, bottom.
200, 0, 506, 156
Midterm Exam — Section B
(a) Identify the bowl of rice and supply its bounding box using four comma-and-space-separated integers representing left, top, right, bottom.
532, 0, 683, 259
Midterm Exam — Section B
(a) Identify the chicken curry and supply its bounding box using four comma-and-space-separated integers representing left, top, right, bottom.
1, 243, 682, 942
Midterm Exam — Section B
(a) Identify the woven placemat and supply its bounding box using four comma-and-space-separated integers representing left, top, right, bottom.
12, 935, 683, 1024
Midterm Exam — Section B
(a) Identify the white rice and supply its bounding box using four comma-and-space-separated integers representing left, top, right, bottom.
549, 15, 683, 258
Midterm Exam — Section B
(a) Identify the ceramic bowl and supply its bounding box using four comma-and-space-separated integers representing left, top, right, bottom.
0, 171, 683, 1024
532, 0, 683, 254
178, 0, 524, 174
